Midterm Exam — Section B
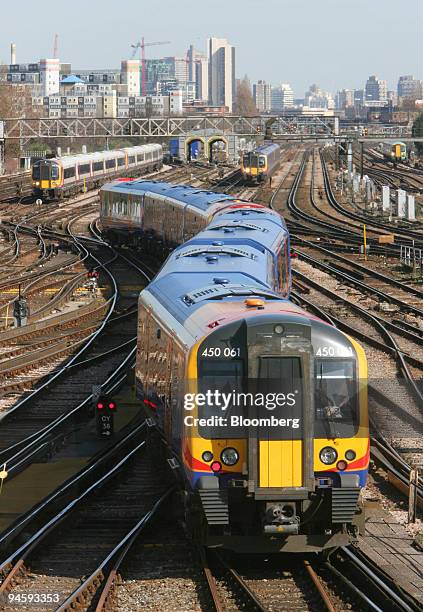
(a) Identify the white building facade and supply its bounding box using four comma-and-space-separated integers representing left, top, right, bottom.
208, 37, 235, 112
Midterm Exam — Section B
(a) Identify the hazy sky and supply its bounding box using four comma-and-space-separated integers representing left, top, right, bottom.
1, 0, 421, 96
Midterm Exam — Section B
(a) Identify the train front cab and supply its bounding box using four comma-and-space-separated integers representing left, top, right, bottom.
32, 160, 62, 197
186, 311, 368, 553
242, 152, 266, 182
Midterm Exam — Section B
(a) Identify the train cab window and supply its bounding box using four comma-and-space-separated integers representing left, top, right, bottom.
242, 154, 250, 166
314, 359, 358, 437
51, 165, 60, 180
64, 167, 76, 179
259, 156, 266, 168
32, 163, 41, 180
198, 359, 244, 438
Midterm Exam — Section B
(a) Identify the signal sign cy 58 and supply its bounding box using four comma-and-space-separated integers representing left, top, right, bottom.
96, 396, 116, 437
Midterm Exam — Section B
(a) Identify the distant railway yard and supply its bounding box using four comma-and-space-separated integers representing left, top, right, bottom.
0, 142, 422, 612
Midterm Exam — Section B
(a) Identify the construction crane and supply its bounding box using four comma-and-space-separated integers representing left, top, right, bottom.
53, 33, 59, 59
130, 39, 170, 95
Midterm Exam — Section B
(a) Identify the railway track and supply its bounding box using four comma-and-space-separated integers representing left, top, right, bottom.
0, 421, 175, 611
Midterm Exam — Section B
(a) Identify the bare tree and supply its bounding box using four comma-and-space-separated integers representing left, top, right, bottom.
234, 76, 257, 116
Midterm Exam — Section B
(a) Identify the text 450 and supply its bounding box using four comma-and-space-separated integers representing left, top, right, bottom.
201, 347, 241, 358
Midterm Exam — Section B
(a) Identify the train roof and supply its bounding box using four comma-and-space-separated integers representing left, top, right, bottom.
39, 144, 163, 166
381, 140, 407, 147
253, 143, 280, 154
154, 244, 273, 287
102, 180, 235, 210
147, 270, 281, 329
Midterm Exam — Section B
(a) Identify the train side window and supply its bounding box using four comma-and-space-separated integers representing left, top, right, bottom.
106, 159, 115, 169
78, 163, 90, 175
129, 156, 135, 164
64, 167, 75, 179
93, 161, 103, 172
117, 157, 125, 167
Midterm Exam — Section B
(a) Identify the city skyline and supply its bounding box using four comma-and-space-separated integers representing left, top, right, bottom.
1, 0, 422, 95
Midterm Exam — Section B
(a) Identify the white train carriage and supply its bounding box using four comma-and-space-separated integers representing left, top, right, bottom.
32, 144, 163, 200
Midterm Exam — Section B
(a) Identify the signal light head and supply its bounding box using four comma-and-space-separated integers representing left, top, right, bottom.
96, 402, 104, 410
108, 402, 116, 410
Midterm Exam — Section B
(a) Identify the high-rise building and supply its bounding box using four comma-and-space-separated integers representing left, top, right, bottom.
121, 60, 140, 96
39, 59, 60, 95
253, 80, 271, 112
397, 75, 422, 101
304, 84, 333, 109
365, 75, 387, 102
354, 89, 365, 107
271, 83, 294, 110
162, 57, 188, 84
335, 89, 355, 110
208, 37, 235, 112
187, 46, 209, 101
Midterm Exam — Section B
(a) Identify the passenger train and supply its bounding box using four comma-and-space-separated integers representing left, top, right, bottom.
241, 143, 281, 183
100, 180, 369, 553
32, 144, 163, 200
379, 140, 407, 162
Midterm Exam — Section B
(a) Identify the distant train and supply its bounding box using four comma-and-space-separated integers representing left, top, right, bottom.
32, 144, 163, 200
379, 140, 407, 162
99, 179, 369, 554
241, 143, 281, 183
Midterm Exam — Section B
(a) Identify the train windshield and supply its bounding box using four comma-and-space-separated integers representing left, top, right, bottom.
198, 359, 245, 438
259, 156, 266, 168
242, 154, 250, 166
51, 164, 60, 180
32, 163, 41, 180
314, 359, 358, 437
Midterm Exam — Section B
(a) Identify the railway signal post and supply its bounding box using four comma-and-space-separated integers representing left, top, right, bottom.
95, 396, 117, 438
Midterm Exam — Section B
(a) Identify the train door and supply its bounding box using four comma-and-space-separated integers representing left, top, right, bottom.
247, 320, 314, 499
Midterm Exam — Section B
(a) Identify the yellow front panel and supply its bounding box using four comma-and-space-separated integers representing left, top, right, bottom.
259, 440, 303, 487
395, 145, 401, 158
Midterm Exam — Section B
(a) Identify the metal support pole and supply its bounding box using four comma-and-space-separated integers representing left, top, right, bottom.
363, 225, 367, 262
408, 468, 418, 524
360, 142, 364, 179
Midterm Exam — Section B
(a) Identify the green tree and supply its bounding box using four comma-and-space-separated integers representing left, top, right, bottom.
412, 114, 423, 155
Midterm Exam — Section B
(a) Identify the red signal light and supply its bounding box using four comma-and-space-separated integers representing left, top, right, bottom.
210, 461, 222, 473
108, 402, 116, 410
96, 402, 104, 410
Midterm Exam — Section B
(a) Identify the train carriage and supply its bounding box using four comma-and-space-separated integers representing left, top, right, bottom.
241, 143, 281, 183
379, 140, 407, 162
32, 143, 163, 201
99, 179, 369, 553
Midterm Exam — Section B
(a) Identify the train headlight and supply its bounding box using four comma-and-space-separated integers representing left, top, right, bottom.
221, 447, 239, 466
202, 451, 213, 462
345, 449, 356, 461
320, 447, 338, 465
35, 181, 40, 186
